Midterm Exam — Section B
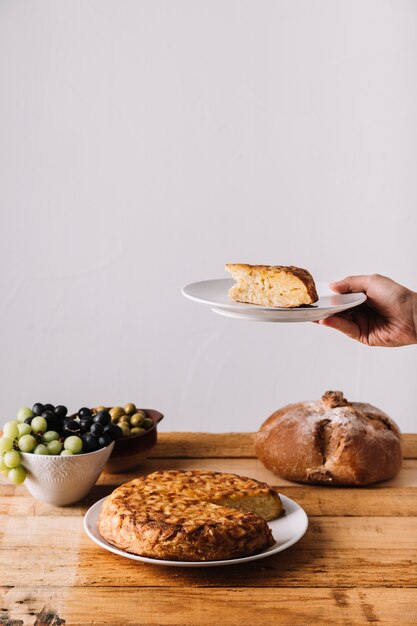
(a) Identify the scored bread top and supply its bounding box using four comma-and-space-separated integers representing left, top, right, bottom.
255, 391, 403, 486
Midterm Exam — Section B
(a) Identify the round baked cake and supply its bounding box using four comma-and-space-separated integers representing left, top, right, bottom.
97, 470, 284, 561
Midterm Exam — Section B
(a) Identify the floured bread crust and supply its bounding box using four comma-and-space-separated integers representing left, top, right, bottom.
97, 470, 284, 561
225, 264, 318, 307
255, 391, 403, 486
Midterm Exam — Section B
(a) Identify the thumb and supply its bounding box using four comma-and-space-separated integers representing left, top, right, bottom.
329, 275, 372, 295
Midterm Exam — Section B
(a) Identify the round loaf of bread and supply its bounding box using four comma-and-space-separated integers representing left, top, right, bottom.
254, 391, 403, 486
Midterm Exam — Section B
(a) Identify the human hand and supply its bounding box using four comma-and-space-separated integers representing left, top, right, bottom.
318, 274, 417, 347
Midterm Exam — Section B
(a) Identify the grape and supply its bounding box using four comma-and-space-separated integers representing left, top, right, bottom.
94, 410, 111, 426
0, 437, 13, 453
32, 403, 45, 416
17, 407, 33, 423
64, 436, 83, 454
3, 421, 19, 440
60, 449, 73, 456
81, 433, 99, 452
18, 434, 37, 452
0, 455, 7, 471
90, 423, 103, 436
62, 419, 81, 437
42, 412, 59, 432
103, 423, 123, 440
79, 418, 93, 433
31, 416, 47, 433
17, 423, 32, 437
8, 465, 26, 484
41, 430, 60, 444
33, 444, 49, 455
54, 405, 68, 419
3, 450, 21, 469
47, 440, 62, 455
1, 468, 9, 477
97, 434, 111, 448
44, 403, 55, 412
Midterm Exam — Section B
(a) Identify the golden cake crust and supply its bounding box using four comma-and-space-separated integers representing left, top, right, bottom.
225, 263, 319, 307
97, 470, 283, 561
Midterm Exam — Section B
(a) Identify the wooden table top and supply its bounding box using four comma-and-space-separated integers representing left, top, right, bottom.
1, 432, 417, 626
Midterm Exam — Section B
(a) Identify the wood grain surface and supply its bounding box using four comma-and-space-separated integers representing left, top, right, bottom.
1, 432, 417, 626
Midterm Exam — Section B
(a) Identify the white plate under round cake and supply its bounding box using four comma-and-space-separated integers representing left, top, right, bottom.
84, 494, 307, 568
84, 470, 308, 567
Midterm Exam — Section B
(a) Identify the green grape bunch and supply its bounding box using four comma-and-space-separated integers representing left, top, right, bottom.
1, 402, 124, 486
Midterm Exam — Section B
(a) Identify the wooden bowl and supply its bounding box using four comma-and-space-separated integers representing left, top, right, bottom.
104, 409, 164, 473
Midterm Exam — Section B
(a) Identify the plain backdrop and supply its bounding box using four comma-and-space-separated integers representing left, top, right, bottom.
1, 0, 417, 433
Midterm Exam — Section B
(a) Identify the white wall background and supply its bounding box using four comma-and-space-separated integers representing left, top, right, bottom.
1, 0, 417, 433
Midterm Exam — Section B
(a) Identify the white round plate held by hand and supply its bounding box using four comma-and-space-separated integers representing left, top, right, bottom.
181, 279, 366, 323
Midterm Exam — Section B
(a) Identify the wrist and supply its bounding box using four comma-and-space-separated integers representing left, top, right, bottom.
412, 291, 417, 343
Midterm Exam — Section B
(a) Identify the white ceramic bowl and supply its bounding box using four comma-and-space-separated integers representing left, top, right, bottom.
20, 441, 114, 506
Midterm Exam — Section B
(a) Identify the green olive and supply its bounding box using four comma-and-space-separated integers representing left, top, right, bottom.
118, 417, 130, 427
131, 427, 146, 436
120, 425, 131, 437
130, 413, 145, 427
95, 405, 106, 413
142, 418, 154, 430
124, 402, 136, 415
110, 407, 125, 422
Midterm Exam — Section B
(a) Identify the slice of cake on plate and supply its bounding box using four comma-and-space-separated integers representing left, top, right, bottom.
225, 264, 318, 308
